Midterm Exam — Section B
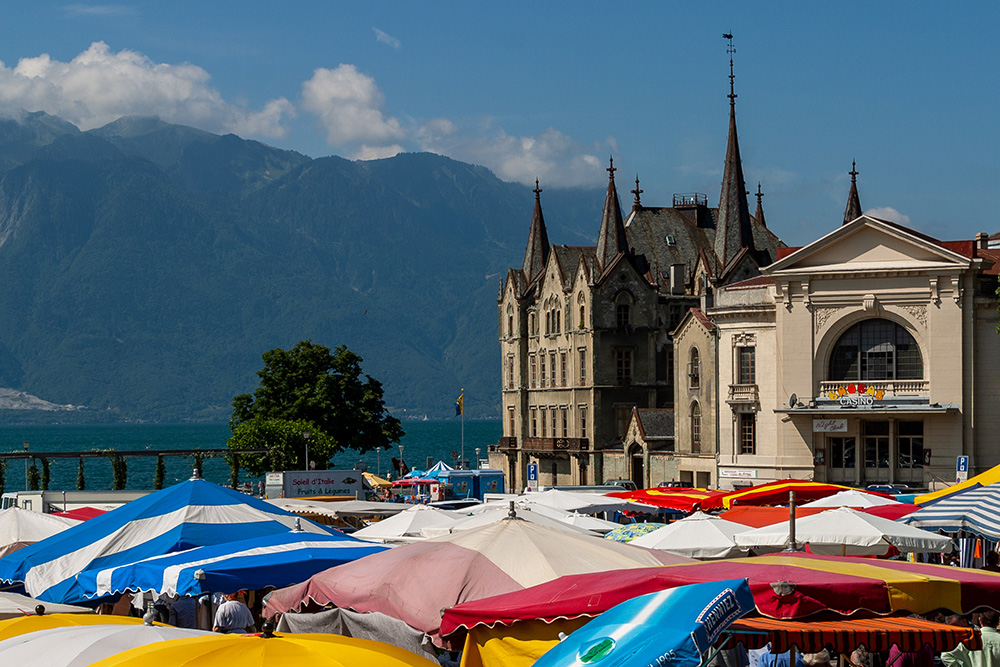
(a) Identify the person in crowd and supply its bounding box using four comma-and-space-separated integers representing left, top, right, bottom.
982, 551, 1000, 573
941, 610, 1000, 667
169, 595, 198, 629
213, 591, 255, 634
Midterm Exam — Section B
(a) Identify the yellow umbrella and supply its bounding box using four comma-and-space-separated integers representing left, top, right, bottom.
89, 630, 441, 667
363, 471, 393, 488
0, 613, 150, 641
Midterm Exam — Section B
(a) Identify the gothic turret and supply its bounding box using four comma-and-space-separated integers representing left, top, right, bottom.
595, 157, 628, 272
522, 179, 550, 284
754, 183, 767, 228
714, 39, 756, 269
843, 161, 862, 225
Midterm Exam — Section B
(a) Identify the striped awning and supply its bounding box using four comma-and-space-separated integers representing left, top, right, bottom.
726, 616, 981, 654
902, 484, 1000, 540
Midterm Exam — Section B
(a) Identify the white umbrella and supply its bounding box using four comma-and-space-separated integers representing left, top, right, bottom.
0, 619, 209, 667
426, 503, 592, 537
0, 508, 80, 558
559, 511, 620, 534
800, 489, 900, 508
629, 511, 747, 559
352, 504, 461, 542
0, 592, 91, 620
519, 489, 633, 514
734, 506, 954, 555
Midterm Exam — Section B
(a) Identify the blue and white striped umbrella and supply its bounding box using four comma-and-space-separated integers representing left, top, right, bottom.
83, 527, 387, 599
901, 483, 1000, 540
0, 478, 337, 604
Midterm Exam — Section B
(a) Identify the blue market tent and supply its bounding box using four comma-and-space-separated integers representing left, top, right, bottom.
0, 478, 336, 604
901, 483, 1000, 540
423, 461, 455, 479
83, 526, 388, 599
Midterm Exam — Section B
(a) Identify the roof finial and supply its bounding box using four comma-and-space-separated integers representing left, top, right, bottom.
607, 156, 616, 180
533, 178, 542, 201
849, 160, 858, 183
756, 182, 763, 207
631, 175, 643, 209
724, 33, 737, 107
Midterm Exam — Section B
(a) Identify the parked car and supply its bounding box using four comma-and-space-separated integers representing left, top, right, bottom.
864, 484, 911, 495
603, 479, 638, 491
658, 481, 692, 489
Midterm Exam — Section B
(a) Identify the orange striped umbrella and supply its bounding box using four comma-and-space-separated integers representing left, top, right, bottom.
702, 480, 856, 511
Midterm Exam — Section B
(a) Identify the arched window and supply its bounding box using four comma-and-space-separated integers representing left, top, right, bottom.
615, 292, 633, 329
691, 402, 701, 453
688, 348, 701, 389
579, 305, 585, 329
545, 312, 551, 335
829, 318, 922, 381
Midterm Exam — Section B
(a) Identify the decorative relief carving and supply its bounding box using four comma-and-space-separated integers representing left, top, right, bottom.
814, 306, 842, 333
900, 304, 927, 329
733, 332, 756, 346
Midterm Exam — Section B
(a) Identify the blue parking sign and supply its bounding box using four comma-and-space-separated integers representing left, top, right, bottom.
957, 455, 969, 482
527, 463, 538, 481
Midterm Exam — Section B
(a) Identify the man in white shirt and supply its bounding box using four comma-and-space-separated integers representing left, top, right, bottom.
212, 591, 255, 634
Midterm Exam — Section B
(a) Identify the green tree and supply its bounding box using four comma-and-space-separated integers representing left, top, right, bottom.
153, 454, 165, 490
227, 418, 334, 477
0, 460, 6, 496
107, 453, 127, 490
40, 457, 50, 491
76, 456, 86, 491
27, 460, 39, 491
229, 341, 403, 464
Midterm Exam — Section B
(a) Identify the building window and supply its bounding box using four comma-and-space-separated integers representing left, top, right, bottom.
556, 310, 561, 333
530, 313, 536, 336
739, 413, 756, 455
550, 352, 556, 387
540, 353, 547, 387
581, 408, 587, 438
616, 303, 630, 329
508, 314, 514, 338
737, 346, 755, 385
540, 408, 547, 437
506, 355, 515, 389
560, 352, 567, 386
579, 349, 587, 384
691, 402, 701, 453
863, 420, 889, 468
561, 408, 568, 437
530, 355, 537, 388
688, 348, 701, 389
898, 421, 924, 469
507, 408, 515, 437
530, 408, 537, 437
829, 318, 923, 381
616, 349, 633, 384
829, 437, 856, 468
579, 305, 585, 329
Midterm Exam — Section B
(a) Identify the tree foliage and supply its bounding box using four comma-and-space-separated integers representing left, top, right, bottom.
229, 341, 404, 468
107, 452, 127, 490
76, 456, 86, 491
40, 458, 50, 491
153, 454, 165, 490
27, 460, 39, 491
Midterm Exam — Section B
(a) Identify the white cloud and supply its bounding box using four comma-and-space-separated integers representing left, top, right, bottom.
373, 28, 401, 50
0, 42, 292, 137
353, 144, 404, 160
301, 64, 404, 146
865, 206, 911, 226
61, 4, 136, 17
414, 118, 607, 188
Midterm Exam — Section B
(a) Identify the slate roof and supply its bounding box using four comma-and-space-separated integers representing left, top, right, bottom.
635, 408, 675, 439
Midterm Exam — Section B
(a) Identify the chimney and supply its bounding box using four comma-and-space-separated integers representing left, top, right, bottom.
975, 232, 988, 250
670, 264, 686, 295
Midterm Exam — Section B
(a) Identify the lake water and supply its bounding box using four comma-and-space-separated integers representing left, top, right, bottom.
0, 419, 501, 492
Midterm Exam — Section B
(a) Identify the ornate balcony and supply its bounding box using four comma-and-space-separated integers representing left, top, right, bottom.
496, 437, 518, 451
819, 380, 928, 397
522, 437, 590, 453
727, 384, 759, 404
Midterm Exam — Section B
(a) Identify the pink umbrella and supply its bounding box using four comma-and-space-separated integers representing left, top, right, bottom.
263, 516, 689, 648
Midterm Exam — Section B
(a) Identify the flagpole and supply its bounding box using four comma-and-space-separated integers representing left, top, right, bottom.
461, 387, 465, 469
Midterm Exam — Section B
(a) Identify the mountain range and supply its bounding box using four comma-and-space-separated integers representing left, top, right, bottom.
0, 112, 604, 423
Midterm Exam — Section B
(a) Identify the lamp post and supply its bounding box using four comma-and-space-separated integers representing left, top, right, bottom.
302, 432, 311, 472
22, 442, 28, 491
475, 447, 481, 470
399, 444, 405, 476
376, 447, 381, 477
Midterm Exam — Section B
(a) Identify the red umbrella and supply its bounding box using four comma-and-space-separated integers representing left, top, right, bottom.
861, 503, 921, 521
607, 487, 728, 512
702, 480, 856, 511
439, 553, 1000, 639
50, 507, 107, 521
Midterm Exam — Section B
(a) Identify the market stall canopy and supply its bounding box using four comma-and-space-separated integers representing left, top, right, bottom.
607, 487, 729, 512
427, 504, 595, 538
519, 489, 635, 514
719, 507, 827, 528
86, 630, 441, 667
423, 461, 454, 478
0, 620, 210, 667
267, 498, 410, 519
860, 503, 921, 521
0, 478, 335, 604
733, 507, 954, 555
362, 472, 392, 488
701, 480, 856, 511
0, 613, 153, 642
800, 489, 898, 508
916, 463, 1000, 505
0, 592, 90, 620
86, 525, 388, 599
629, 511, 747, 559
50, 508, 107, 521
351, 504, 462, 542
902, 483, 1000, 540
264, 516, 691, 647
439, 553, 1000, 637
0, 508, 80, 558
725, 615, 982, 654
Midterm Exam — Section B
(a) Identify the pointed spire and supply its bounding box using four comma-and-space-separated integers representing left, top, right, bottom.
596, 157, 628, 271
522, 179, 550, 283
714, 34, 756, 269
754, 183, 767, 228
631, 175, 643, 211
843, 160, 862, 225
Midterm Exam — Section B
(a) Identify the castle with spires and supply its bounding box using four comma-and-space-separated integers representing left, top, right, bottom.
492, 42, 1000, 494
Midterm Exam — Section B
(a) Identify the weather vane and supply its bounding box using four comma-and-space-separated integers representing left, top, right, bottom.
724, 33, 736, 103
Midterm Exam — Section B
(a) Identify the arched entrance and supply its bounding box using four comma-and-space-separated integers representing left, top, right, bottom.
628, 443, 644, 488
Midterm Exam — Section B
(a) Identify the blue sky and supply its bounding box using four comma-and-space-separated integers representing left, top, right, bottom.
0, 2, 997, 246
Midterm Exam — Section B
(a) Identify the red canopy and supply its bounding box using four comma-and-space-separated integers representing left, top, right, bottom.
861, 503, 921, 521
607, 487, 728, 512
702, 480, 856, 511
439, 553, 1000, 638
718, 506, 828, 528
49, 507, 107, 521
